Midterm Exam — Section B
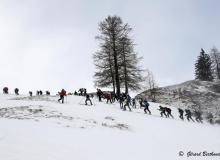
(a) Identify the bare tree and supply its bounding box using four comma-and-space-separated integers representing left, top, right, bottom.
210, 47, 220, 79
93, 42, 116, 93
118, 36, 144, 94
95, 16, 131, 96
143, 69, 158, 101
94, 15, 144, 95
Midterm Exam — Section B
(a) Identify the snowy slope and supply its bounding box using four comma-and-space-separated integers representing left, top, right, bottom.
0, 94, 220, 160
137, 80, 220, 121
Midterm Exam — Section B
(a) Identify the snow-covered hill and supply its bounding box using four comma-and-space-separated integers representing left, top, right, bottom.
137, 80, 220, 122
0, 94, 220, 160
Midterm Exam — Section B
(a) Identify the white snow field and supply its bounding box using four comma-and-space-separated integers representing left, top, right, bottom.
0, 94, 220, 160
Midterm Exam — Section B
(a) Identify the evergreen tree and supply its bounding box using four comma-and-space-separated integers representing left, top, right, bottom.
195, 48, 213, 81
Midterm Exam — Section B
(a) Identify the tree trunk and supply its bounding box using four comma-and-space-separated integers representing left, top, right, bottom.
107, 49, 116, 94
122, 42, 128, 94
112, 34, 120, 96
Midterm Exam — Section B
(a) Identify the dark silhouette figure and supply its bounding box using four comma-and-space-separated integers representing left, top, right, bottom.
119, 94, 124, 109
143, 100, 151, 114
58, 89, 66, 104
132, 99, 136, 108
39, 90, 43, 95
78, 88, 83, 96
106, 94, 112, 104
194, 111, 203, 123
29, 91, 33, 97
85, 94, 93, 105
185, 109, 194, 122
178, 108, 184, 120
46, 91, 50, 95
158, 106, 167, 117
14, 88, 19, 95
97, 89, 103, 102
3, 87, 8, 94
127, 94, 132, 106
206, 113, 214, 124
111, 92, 115, 103
83, 89, 87, 96
123, 98, 132, 111
139, 99, 143, 108
165, 107, 174, 118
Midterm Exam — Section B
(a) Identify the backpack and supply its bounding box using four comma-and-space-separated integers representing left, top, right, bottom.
144, 101, 149, 107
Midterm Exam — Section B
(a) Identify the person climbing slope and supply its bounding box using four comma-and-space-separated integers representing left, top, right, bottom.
85, 94, 93, 105
58, 89, 66, 104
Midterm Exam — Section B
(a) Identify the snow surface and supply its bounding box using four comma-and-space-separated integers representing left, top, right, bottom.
137, 80, 220, 119
0, 94, 220, 160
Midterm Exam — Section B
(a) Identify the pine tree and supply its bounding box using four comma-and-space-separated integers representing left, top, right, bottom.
195, 48, 213, 81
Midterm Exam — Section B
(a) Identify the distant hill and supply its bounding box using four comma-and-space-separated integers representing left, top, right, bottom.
136, 80, 220, 120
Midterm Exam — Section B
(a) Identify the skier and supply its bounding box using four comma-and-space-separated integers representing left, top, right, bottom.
85, 94, 93, 105
178, 108, 184, 120
132, 99, 136, 108
78, 88, 83, 96
39, 90, 43, 95
111, 92, 115, 103
123, 98, 132, 111
97, 88, 103, 102
165, 107, 174, 118
3, 87, 8, 94
119, 94, 124, 109
46, 91, 50, 95
139, 99, 143, 108
206, 113, 214, 124
83, 88, 87, 96
29, 91, 33, 97
106, 93, 112, 104
127, 94, 132, 106
58, 89, 66, 104
143, 100, 151, 114
158, 106, 167, 117
14, 88, 19, 95
185, 109, 194, 122
194, 110, 203, 123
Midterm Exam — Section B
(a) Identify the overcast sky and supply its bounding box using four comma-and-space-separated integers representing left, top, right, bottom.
0, 0, 220, 94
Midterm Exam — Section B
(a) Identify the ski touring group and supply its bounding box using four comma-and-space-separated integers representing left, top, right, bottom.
1, 87, 214, 125
72, 88, 211, 124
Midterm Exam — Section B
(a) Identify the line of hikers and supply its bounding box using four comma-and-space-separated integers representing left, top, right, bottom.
3, 87, 51, 97
50, 88, 216, 124
2, 87, 214, 124
139, 99, 204, 123
3, 87, 19, 95
178, 108, 203, 123
96, 90, 206, 123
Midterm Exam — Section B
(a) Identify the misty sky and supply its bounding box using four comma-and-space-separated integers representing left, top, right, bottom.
0, 0, 220, 94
